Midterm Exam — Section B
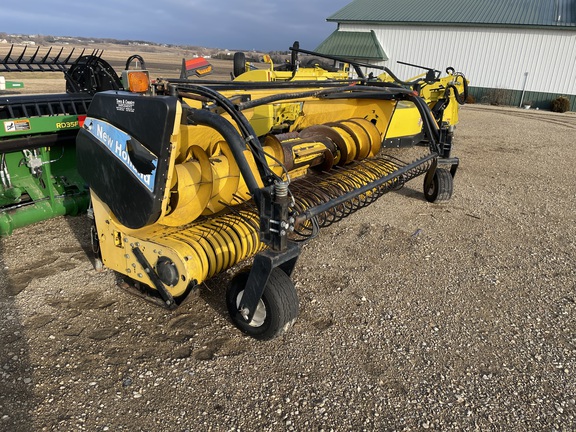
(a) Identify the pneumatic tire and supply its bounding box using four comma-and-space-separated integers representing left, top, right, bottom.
226, 268, 299, 340
423, 167, 453, 202
233, 52, 246, 78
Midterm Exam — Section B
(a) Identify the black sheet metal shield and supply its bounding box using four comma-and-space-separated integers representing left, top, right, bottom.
76, 91, 178, 229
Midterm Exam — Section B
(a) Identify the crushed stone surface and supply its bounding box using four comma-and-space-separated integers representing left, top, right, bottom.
1, 105, 575, 431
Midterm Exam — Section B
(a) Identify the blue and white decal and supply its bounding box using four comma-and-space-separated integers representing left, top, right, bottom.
84, 117, 157, 192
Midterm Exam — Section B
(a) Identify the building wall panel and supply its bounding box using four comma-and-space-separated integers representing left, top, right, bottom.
340, 24, 576, 96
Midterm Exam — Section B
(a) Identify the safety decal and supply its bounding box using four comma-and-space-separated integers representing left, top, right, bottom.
4, 119, 31, 133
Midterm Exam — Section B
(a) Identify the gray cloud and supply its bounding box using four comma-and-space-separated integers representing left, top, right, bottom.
2, 0, 351, 51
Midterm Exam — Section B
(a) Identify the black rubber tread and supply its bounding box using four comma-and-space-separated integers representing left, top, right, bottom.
424, 167, 453, 203
226, 268, 299, 340
233, 52, 246, 78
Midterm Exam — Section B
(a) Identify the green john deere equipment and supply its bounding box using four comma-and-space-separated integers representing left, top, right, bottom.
0, 45, 143, 235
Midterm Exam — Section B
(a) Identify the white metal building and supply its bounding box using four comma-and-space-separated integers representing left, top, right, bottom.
316, 0, 576, 110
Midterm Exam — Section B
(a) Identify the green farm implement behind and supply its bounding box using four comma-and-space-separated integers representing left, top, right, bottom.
0, 45, 138, 235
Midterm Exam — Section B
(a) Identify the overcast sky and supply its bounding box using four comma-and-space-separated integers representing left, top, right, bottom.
1, 0, 353, 51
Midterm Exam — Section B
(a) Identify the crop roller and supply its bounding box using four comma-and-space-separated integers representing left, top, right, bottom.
77, 75, 459, 340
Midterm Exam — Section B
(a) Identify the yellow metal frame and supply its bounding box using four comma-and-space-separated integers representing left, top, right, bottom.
91, 86, 400, 298
233, 58, 466, 144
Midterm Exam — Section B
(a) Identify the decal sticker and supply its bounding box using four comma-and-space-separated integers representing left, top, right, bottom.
116, 98, 136, 113
84, 117, 157, 192
55, 120, 79, 129
4, 119, 31, 132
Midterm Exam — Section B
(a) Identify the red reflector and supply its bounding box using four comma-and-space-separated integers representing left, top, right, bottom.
78, 115, 87, 127
185, 58, 210, 70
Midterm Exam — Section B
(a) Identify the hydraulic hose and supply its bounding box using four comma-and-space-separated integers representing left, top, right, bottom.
446, 73, 469, 104
174, 83, 278, 182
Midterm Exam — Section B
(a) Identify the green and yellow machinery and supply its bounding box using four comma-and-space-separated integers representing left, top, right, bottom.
0, 42, 465, 240
76, 45, 465, 339
0, 45, 146, 235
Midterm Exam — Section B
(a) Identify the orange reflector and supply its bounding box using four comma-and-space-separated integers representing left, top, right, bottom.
195, 65, 213, 76
126, 71, 150, 93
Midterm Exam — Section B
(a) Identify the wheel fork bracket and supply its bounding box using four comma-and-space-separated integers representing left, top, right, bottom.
239, 241, 300, 322
424, 156, 459, 191
440, 156, 459, 177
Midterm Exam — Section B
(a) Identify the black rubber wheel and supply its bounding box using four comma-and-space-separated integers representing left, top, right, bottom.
226, 268, 299, 340
423, 167, 453, 202
233, 52, 246, 78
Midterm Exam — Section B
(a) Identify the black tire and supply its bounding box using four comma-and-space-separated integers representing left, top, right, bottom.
226, 268, 299, 340
233, 52, 246, 78
423, 167, 453, 202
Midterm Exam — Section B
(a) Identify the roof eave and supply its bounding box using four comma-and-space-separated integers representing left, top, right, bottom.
328, 19, 576, 30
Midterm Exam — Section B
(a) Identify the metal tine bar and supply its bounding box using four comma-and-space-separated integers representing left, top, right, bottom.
63, 48, 77, 64
16, 45, 27, 63
28, 46, 41, 64
203, 204, 236, 234
384, 154, 411, 166
219, 201, 261, 232
231, 192, 251, 205
234, 211, 260, 234
52, 47, 64, 63
195, 224, 215, 239
2, 45, 15, 63
40, 47, 53, 64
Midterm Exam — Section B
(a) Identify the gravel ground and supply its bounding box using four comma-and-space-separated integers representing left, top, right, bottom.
1, 104, 575, 431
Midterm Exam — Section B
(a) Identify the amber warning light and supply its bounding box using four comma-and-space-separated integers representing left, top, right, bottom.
122, 70, 150, 93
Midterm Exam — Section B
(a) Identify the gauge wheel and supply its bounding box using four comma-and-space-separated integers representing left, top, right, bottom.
226, 268, 299, 340
424, 167, 453, 202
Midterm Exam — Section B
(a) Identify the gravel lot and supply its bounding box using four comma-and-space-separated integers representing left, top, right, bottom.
1, 104, 575, 431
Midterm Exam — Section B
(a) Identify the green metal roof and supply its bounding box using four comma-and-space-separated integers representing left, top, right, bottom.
314, 30, 388, 60
328, 0, 576, 28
